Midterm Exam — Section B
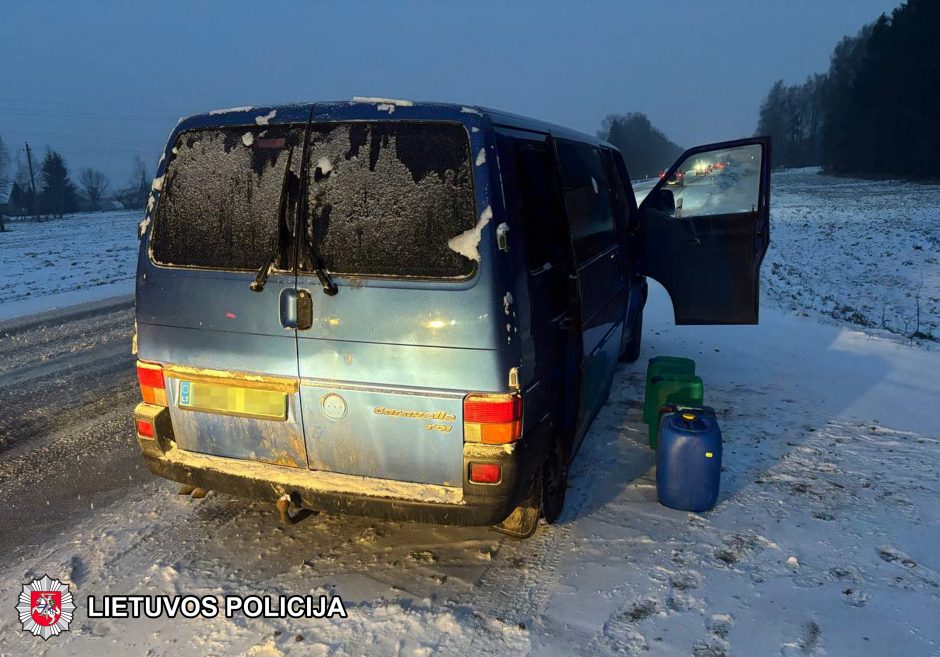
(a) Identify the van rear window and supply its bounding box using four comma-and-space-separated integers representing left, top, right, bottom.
304, 122, 476, 278
151, 126, 301, 270
151, 122, 477, 279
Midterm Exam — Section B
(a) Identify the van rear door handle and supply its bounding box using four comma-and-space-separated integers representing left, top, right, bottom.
280, 288, 313, 330
296, 289, 313, 330
279, 288, 298, 329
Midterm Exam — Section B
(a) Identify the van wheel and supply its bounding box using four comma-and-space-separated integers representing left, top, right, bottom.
493, 470, 541, 539
619, 309, 643, 363
541, 435, 569, 524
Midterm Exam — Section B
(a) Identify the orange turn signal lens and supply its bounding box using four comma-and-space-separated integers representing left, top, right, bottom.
463, 393, 522, 444
136, 361, 167, 406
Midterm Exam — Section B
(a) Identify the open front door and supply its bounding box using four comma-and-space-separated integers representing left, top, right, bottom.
637, 137, 770, 324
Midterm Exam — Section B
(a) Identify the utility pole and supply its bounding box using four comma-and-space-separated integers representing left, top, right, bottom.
24, 142, 38, 220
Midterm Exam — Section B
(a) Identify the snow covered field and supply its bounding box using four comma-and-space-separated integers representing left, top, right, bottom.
0, 210, 140, 320
0, 172, 938, 656
764, 168, 939, 345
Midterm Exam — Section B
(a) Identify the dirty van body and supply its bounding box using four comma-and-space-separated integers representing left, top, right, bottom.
133, 100, 770, 535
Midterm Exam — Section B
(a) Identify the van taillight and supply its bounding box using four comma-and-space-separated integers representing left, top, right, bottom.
137, 361, 167, 406
463, 393, 521, 444
136, 418, 156, 438
469, 462, 501, 484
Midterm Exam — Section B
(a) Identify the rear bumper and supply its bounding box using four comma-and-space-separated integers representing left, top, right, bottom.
135, 403, 548, 526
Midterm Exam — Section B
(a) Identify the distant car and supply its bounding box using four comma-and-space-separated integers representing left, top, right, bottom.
664, 169, 685, 186
692, 160, 713, 176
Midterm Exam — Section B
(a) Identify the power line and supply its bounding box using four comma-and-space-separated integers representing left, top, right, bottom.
1, 129, 160, 148
0, 106, 177, 122
0, 95, 191, 117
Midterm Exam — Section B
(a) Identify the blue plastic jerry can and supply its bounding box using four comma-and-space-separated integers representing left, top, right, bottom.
656, 409, 722, 512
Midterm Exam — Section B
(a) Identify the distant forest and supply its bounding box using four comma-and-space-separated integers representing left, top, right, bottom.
756, 0, 939, 179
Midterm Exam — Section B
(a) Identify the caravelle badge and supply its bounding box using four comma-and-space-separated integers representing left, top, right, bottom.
17, 575, 76, 640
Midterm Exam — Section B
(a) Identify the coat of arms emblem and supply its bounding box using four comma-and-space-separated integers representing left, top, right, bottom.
16, 575, 76, 640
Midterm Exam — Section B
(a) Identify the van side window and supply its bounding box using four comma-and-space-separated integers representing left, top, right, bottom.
556, 140, 616, 263
600, 148, 631, 235
509, 139, 569, 272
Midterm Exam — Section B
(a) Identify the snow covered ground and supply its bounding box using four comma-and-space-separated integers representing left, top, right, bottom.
0, 173, 938, 656
0, 210, 140, 320
764, 168, 939, 345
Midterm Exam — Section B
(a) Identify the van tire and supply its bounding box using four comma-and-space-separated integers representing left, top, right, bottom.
541, 434, 569, 525
619, 308, 643, 363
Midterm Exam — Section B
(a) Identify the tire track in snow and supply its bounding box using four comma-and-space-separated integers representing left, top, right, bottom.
437, 365, 647, 654
0, 300, 146, 564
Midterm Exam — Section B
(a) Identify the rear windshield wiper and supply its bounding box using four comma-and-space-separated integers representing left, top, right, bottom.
250, 144, 296, 292
302, 223, 337, 296
294, 126, 337, 296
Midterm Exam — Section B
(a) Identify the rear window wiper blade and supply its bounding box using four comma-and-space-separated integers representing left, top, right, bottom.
294, 127, 337, 296
302, 228, 337, 296
250, 145, 296, 292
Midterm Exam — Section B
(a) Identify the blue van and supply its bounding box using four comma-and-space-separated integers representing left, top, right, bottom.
133, 99, 770, 536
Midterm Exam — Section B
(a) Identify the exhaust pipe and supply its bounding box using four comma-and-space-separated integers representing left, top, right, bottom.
276, 493, 315, 525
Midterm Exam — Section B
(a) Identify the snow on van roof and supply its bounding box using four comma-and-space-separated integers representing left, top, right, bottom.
207, 106, 254, 115
351, 96, 414, 107
254, 109, 276, 125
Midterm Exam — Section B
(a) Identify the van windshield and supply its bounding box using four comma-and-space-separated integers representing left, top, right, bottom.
151, 121, 477, 279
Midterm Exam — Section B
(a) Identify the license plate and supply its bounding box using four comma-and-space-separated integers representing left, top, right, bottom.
178, 380, 288, 421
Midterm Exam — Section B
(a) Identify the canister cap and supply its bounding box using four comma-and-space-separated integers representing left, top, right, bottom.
681, 412, 696, 421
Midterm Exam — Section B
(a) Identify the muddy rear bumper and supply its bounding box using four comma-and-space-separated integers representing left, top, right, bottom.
136, 404, 548, 526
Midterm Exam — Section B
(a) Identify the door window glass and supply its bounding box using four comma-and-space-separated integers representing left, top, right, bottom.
556, 141, 616, 262
601, 148, 631, 234
508, 139, 569, 272
659, 143, 763, 219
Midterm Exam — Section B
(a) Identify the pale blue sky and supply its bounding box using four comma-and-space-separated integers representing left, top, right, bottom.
1, 0, 902, 185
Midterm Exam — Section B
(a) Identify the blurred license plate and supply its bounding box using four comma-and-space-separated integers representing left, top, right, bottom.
178, 380, 287, 421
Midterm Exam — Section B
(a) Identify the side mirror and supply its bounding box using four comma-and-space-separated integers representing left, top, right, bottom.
645, 188, 676, 214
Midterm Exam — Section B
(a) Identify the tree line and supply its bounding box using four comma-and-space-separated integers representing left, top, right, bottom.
596, 112, 683, 180
0, 134, 151, 224
756, 0, 939, 178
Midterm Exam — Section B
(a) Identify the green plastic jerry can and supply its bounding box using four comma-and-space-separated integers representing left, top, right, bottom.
645, 373, 704, 449
643, 357, 696, 426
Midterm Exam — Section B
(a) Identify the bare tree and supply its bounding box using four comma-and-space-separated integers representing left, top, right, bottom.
79, 167, 110, 211
0, 135, 9, 180
0, 135, 8, 231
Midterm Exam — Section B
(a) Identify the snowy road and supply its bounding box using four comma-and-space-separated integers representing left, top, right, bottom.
1, 284, 939, 656
0, 296, 144, 561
